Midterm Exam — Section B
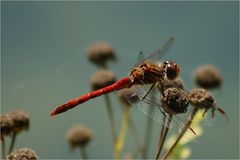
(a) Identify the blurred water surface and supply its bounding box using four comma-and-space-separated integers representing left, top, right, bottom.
1, 1, 239, 159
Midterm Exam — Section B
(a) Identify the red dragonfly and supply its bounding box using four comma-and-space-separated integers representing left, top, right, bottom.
50, 37, 180, 116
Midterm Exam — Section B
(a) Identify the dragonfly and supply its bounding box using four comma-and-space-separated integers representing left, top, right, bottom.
50, 37, 180, 116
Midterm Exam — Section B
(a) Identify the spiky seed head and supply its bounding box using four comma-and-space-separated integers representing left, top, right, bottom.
66, 125, 93, 149
193, 64, 222, 89
118, 87, 139, 107
188, 88, 215, 109
7, 110, 30, 133
87, 42, 116, 67
162, 78, 184, 91
7, 148, 38, 160
162, 87, 188, 114
0, 114, 14, 139
90, 70, 116, 90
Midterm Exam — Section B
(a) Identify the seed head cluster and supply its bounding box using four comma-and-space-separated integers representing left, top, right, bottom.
162, 87, 189, 114
7, 148, 38, 160
0, 114, 14, 138
66, 125, 93, 149
7, 110, 30, 133
90, 70, 116, 90
87, 42, 116, 67
188, 88, 215, 109
162, 78, 184, 91
1, 110, 29, 139
194, 64, 222, 89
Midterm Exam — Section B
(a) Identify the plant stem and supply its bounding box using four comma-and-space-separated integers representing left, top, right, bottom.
161, 109, 198, 160
9, 132, 17, 154
115, 106, 129, 159
104, 94, 117, 158
155, 115, 172, 160
142, 107, 154, 159
128, 115, 142, 155
1, 137, 6, 159
118, 99, 142, 158
80, 147, 88, 159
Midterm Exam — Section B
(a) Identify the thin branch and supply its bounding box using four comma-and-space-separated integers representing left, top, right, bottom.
161, 109, 198, 160
155, 115, 172, 160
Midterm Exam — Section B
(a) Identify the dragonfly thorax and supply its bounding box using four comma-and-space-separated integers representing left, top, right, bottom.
130, 62, 164, 85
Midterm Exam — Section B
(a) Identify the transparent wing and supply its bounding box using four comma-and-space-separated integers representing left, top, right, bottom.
133, 83, 197, 135
125, 84, 170, 128
118, 86, 141, 105
145, 36, 175, 63
133, 51, 145, 68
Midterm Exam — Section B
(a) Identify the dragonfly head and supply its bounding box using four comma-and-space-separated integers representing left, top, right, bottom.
163, 60, 180, 80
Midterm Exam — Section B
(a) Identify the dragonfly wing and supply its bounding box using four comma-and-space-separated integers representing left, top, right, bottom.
167, 106, 200, 144
134, 84, 176, 129
145, 36, 175, 63
138, 103, 166, 123
133, 51, 145, 68
118, 86, 141, 105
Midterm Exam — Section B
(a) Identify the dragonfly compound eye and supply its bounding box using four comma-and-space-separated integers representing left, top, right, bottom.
164, 61, 180, 80
162, 87, 189, 114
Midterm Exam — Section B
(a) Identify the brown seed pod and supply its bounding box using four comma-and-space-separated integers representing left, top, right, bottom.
87, 42, 116, 67
90, 70, 116, 90
162, 78, 184, 91
7, 148, 38, 160
0, 114, 14, 138
118, 87, 139, 107
161, 87, 188, 114
7, 110, 30, 133
188, 88, 215, 109
66, 125, 93, 149
193, 64, 222, 89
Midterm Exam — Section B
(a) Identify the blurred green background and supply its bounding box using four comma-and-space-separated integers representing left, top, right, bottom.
1, 1, 239, 159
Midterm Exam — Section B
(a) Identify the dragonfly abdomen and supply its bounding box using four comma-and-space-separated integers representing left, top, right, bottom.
51, 77, 132, 116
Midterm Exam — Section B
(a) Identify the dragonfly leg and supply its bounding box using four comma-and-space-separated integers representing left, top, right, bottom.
157, 80, 164, 96
211, 107, 216, 118
142, 83, 156, 101
202, 108, 209, 117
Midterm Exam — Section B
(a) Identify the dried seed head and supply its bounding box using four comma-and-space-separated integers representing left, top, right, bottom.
118, 87, 139, 107
7, 148, 38, 160
188, 88, 215, 109
7, 110, 30, 133
90, 70, 116, 90
193, 64, 222, 89
124, 154, 133, 160
0, 114, 14, 138
66, 125, 93, 149
162, 78, 184, 91
87, 42, 116, 67
162, 87, 188, 114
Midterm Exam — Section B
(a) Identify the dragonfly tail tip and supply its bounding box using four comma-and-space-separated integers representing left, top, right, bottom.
50, 110, 58, 117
